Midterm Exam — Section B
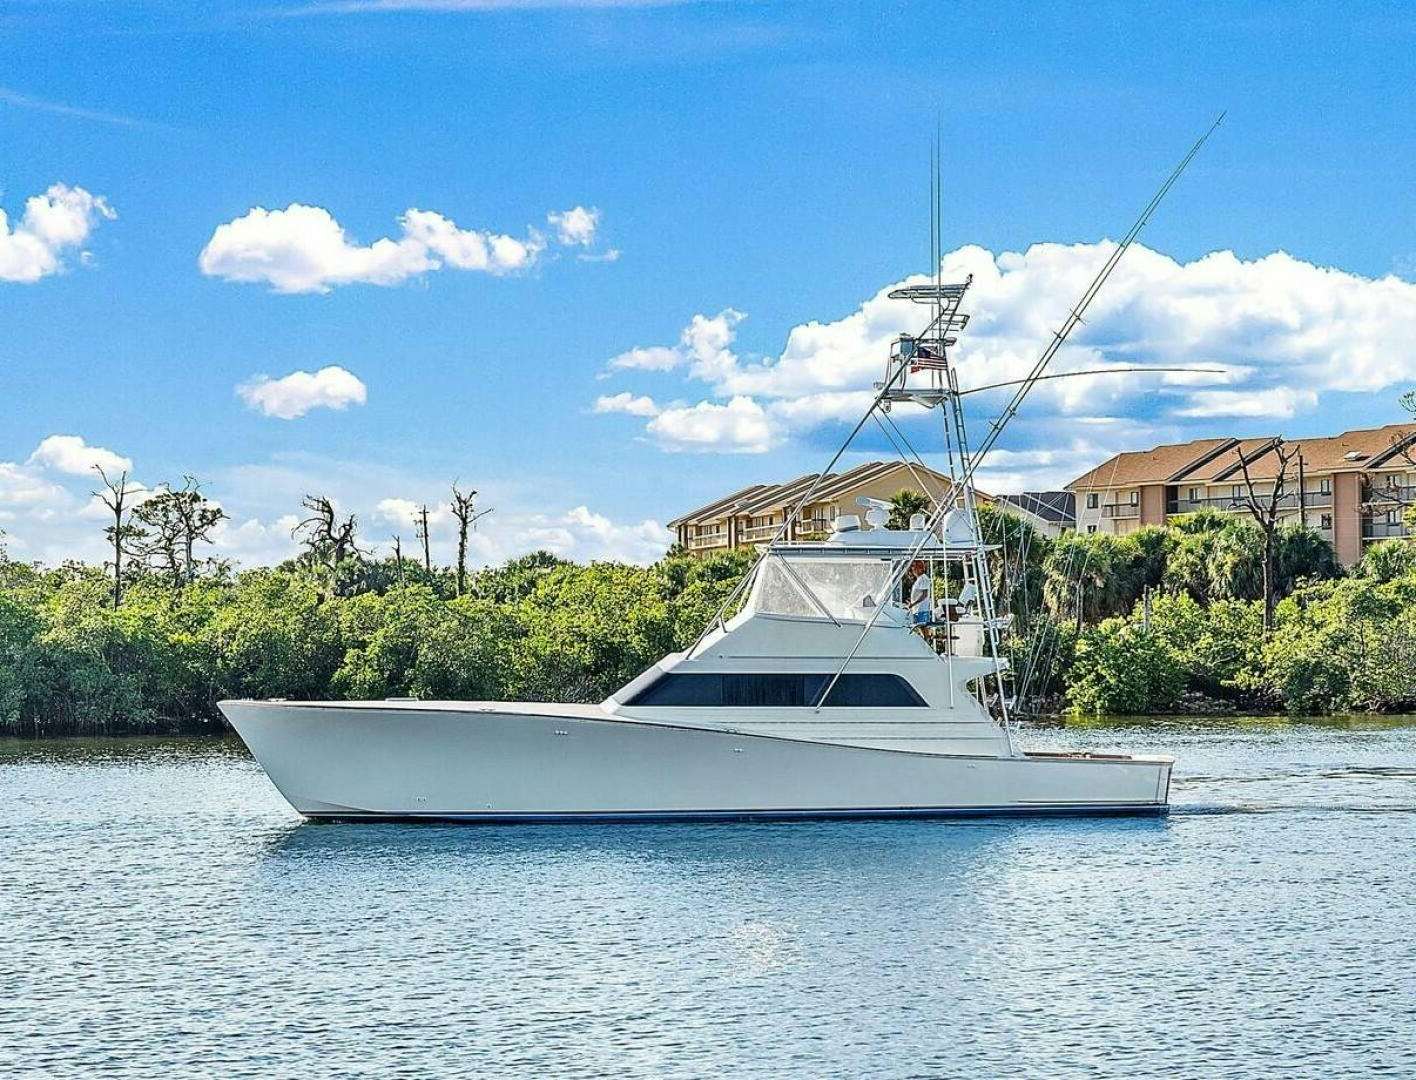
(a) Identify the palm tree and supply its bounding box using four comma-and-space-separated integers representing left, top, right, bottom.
887, 488, 931, 530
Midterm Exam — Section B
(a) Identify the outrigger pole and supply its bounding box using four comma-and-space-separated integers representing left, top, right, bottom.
809, 113, 1226, 719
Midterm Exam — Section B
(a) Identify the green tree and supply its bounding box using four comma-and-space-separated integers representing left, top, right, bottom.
887, 488, 932, 530
512, 561, 676, 702
202, 569, 344, 702
1065, 617, 1186, 715
1353, 539, 1416, 583
133, 478, 227, 587
1145, 592, 1265, 703
976, 503, 1050, 632
1043, 531, 1159, 626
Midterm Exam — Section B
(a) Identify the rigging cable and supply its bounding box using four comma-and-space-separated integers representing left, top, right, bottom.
809, 114, 1224, 715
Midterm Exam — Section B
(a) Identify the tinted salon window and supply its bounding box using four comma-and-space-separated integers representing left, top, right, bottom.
627, 673, 925, 708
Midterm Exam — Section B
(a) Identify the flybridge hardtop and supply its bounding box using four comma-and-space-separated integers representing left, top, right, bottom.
221, 120, 1224, 822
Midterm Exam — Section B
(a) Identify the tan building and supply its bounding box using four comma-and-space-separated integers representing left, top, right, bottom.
669, 460, 980, 556
1068, 422, 1416, 566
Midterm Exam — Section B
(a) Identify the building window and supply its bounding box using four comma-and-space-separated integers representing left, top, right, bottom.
1231, 484, 1243, 501
1187, 487, 1199, 502
1387, 474, 1400, 488
1387, 510, 1400, 526
1129, 490, 1139, 506
1320, 513, 1332, 530
1319, 478, 1332, 495
626, 673, 927, 708
1086, 524, 1097, 534
1086, 493, 1099, 510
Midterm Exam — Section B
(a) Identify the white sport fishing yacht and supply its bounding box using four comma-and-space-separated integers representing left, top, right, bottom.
222, 188, 1213, 820
222, 510, 1173, 820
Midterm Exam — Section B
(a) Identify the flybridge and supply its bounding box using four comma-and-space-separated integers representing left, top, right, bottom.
691, 115, 1226, 723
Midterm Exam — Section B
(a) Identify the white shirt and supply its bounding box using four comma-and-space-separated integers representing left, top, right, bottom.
909, 574, 933, 606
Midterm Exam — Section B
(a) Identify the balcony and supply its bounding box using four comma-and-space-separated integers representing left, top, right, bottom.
1363, 518, 1409, 541
1166, 491, 1333, 515
1100, 503, 1139, 519
687, 531, 728, 550
740, 523, 780, 543
1167, 496, 1241, 514
1363, 485, 1416, 509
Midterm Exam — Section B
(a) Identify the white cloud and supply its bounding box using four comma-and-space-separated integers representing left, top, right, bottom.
681, 308, 746, 382
552, 505, 669, 564
372, 497, 454, 534
607, 345, 681, 373
1175, 388, 1319, 419
373, 497, 422, 527
237, 365, 368, 419
600, 307, 744, 379
646, 396, 776, 454
598, 241, 1416, 458
0, 184, 115, 284
488, 506, 669, 565
0, 462, 71, 507
0, 444, 141, 564
198, 203, 546, 294
547, 205, 599, 247
401, 208, 543, 273
593, 392, 660, 417
27, 434, 132, 476
3, 439, 670, 568
206, 514, 304, 566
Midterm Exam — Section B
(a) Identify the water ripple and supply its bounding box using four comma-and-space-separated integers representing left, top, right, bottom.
3, 722, 1416, 1078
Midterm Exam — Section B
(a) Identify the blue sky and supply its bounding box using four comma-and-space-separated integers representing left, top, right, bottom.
3, 0, 1415, 565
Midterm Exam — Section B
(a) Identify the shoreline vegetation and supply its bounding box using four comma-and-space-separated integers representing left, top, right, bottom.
4, 487, 1416, 736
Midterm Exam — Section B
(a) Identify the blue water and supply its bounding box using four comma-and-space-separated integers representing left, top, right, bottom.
3, 718, 1415, 1078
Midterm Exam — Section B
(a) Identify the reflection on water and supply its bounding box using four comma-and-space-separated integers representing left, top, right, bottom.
2, 718, 1415, 1077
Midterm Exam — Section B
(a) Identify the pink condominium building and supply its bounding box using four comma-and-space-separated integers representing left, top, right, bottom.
1067, 422, 1416, 566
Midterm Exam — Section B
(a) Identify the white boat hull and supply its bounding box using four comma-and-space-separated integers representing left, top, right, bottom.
221, 700, 1172, 821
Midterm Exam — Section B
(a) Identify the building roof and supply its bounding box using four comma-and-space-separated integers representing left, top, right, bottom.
1067, 438, 1235, 491
669, 459, 979, 528
808, 460, 938, 503
736, 472, 826, 516
667, 482, 775, 528
1067, 423, 1416, 491
1192, 425, 1416, 483
1284, 424, 1416, 476
996, 491, 1076, 525
1176, 438, 1279, 483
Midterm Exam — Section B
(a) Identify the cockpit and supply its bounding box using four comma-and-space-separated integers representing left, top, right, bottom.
742, 505, 1001, 658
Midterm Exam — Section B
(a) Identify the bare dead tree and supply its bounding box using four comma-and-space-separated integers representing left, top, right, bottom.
93, 465, 147, 609
293, 495, 361, 568
1236, 438, 1300, 633
134, 476, 227, 587
415, 504, 432, 573
449, 484, 493, 596
1385, 393, 1416, 530
391, 534, 406, 586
